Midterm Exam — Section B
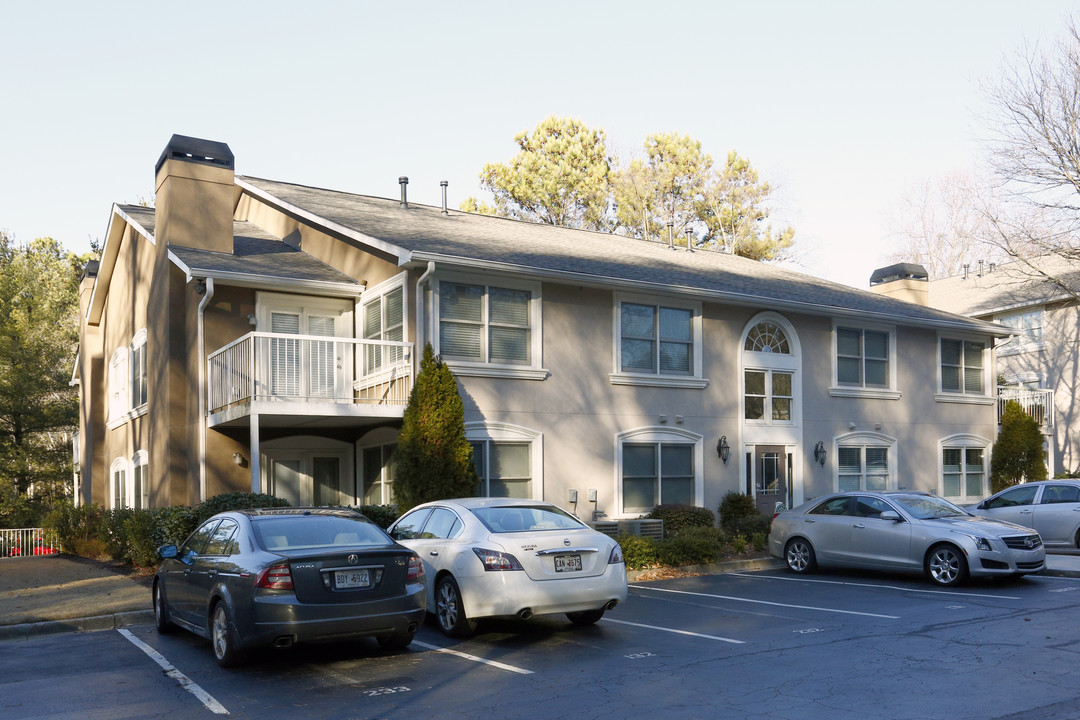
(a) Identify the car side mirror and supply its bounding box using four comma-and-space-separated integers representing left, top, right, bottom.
157, 544, 178, 559
976, 501, 987, 510
879, 510, 902, 522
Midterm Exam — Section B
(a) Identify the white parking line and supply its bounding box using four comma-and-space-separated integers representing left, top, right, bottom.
601, 618, 745, 644
729, 573, 1023, 600
117, 629, 229, 715
411, 640, 534, 675
629, 584, 901, 619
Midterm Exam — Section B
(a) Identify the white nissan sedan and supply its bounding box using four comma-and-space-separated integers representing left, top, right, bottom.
388, 498, 627, 637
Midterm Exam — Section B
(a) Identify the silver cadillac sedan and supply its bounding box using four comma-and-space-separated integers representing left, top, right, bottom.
768, 491, 1045, 586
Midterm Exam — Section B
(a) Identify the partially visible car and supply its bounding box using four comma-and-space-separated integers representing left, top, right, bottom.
153, 507, 426, 667
387, 498, 627, 637
768, 491, 1045, 586
968, 480, 1080, 549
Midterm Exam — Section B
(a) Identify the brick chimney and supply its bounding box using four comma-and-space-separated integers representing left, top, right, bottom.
868, 263, 929, 306
154, 135, 235, 253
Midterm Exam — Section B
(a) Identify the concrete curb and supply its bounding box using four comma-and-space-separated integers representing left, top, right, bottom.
0, 610, 154, 641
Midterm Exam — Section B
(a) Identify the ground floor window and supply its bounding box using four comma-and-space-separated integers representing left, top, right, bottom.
111, 459, 128, 509
622, 442, 694, 514
133, 452, 149, 509
942, 447, 985, 499
837, 445, 889, 492
471, 441, 531, 498
362, 444, 396, 505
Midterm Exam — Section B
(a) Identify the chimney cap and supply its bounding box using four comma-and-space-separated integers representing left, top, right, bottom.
156, 134, 234, 174
869, 262, 929, 285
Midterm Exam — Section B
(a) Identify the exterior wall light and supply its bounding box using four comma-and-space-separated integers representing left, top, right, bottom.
717, 436, 730, 464
814, 441, 827, 467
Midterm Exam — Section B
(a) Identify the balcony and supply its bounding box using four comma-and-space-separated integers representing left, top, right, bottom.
207, 332, 413, 428
997, 386, 1055, 432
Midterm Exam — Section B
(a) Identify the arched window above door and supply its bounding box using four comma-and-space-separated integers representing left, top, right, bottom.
744, 322, 790, 354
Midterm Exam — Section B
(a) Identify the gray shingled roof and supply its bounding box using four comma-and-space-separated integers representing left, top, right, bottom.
117, 204, 361, 288
929, 256, 1080, 317
237, 176, 1003, 334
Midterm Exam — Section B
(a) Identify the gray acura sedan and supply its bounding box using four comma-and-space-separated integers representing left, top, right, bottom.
769, 491, 1045, 586
154, 508, 426, 667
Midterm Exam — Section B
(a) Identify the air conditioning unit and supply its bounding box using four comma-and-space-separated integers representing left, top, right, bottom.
617, 519, 664, 539
585, 521, 619, 538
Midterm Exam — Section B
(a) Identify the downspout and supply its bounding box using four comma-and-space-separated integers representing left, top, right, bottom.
415, 261, 435, 354
197, 277, 215, 503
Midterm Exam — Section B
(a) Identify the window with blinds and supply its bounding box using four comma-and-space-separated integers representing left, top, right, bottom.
440, 281, 531, 365
620, 302, 693, 375
837, 446, 889, 492
940, 339, 985, 394
363, 286, 404, 372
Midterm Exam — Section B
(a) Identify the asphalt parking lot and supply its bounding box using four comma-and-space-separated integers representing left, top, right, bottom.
6, 567, 1080, 720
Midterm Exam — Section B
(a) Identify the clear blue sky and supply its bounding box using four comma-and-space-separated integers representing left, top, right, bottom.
2, 1, 1078, 288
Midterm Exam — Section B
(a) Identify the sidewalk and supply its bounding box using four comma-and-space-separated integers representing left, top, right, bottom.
2, 551, 1079, 641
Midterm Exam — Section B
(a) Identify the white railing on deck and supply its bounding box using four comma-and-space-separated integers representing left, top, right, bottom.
997, 386, 1055, 431
0, 528, 59, 558
208, 332, 412, 414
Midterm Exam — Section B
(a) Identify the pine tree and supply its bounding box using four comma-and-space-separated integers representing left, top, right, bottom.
391, 344, 479, 511
990, 400, 1048, 493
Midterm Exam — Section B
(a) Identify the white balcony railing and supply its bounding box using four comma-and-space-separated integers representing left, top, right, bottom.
997, 386, 1055, 431
208, 332, 412, 414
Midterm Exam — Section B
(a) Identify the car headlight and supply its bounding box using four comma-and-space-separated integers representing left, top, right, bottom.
952, 531, 992, 552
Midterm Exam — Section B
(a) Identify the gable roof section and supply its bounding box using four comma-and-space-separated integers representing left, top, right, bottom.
86, 204, 364, 324
239, 175, 1005, 336
929, 256, 1080, 317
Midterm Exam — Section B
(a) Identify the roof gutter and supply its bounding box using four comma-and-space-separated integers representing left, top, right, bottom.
405, 252, 1008, 338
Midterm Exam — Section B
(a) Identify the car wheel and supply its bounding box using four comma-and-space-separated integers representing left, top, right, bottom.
153, 582, 177, 634
566, 608, 605, 626
1074, 528, 1080, 550
211, 602, 245, 668
785, 538, 816, 574
435, 575, 476, 639
926, 544, 968, 587
376, 632, 414, 651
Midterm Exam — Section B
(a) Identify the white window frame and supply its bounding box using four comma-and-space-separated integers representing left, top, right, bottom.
935, 333, 994, 405
743, 368, 795, 426
357, 426, 401, 506
433, 274, 546, 380
996, 308, 1045, 356
834, 431, 897, 493
360, 273, 409, 373
829, 321, 900, 400
110, 457, 131, 509
938, 434, 990, 504
611, 292, 706, 389
614, 427, 704, 518
131, 329, 148, 411
108, 347, 129, 424
464, 422, 543, 500
132, 451, 149, 510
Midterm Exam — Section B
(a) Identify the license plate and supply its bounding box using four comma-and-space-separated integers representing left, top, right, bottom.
334, 569, 370, 589
554, 555, 582, 573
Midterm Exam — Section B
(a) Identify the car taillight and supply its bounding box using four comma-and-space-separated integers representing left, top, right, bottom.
256, 562, 294, 590
407, 555, 424, 582
473, 547, 524, 571
609, 544, 624, 564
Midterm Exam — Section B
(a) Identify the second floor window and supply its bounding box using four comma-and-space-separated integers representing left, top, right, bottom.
620, 302, 693, 375
997, 309, 1044, 350
744, 370, 793, 422
131, 331, 147, 409
440, 282, 531, 365
837, 327, 889, 387
941, 339, 985, 394
363, 286, 405, 372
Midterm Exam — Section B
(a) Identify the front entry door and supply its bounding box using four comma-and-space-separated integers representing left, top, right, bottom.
754, 445, 789, 516
268, 454, 347, 506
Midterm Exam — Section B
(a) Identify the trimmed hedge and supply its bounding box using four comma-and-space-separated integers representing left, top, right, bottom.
646, 504, 716, 538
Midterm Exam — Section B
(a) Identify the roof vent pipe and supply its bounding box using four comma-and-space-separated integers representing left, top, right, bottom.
667, 221, 675, 250
963, 263, 969, 280
685, 228, 694, 252
440, 180, 448, 215
399, 176, 409, 208
978, 259, 984, 277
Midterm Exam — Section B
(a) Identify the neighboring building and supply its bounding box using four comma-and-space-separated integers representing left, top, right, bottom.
75, 135, 1009, 520
914, 257, 1080, 477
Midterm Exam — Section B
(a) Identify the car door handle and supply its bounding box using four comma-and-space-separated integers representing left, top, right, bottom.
853, 523, 866, 529
208, 569, 217, 576
1020, 509, 1033, 514
429, 551, 439, 557
803, 518, 816, 523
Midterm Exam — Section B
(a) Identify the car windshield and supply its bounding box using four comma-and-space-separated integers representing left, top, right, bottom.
472, 505, 586, 533
892, 494, 969, 520
253, 515, 392, 551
